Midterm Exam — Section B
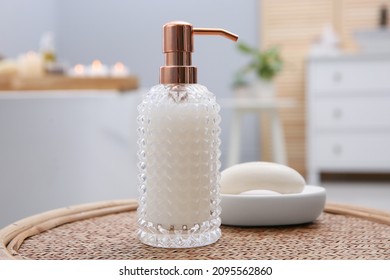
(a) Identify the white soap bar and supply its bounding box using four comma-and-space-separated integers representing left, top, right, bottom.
220, 162, 305, 194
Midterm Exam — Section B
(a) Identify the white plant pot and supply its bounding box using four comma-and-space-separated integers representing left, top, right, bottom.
234, 79, 275, 99
253, 78, 275, 98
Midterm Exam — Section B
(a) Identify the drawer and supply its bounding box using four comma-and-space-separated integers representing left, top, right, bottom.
308, 59, 390, 93
312, 133, 390, 169
311, 96, 390, 129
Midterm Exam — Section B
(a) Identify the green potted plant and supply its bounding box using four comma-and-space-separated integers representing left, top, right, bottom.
234, 42, 283, 98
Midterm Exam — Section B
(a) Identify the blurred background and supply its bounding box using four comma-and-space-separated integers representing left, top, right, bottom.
0, 0, 389, 227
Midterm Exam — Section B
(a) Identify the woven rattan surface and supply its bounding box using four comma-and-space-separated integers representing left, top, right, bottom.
2, 201, 388, 260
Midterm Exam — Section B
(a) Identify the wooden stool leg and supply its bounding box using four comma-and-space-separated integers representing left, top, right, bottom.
270, 109, 287, 165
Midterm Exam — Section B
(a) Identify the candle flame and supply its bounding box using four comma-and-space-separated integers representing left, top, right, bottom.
74, 64, 85, 74
92, 60, 102, 70
114, 62, 124, 71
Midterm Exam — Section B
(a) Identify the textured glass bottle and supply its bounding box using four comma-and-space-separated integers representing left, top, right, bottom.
137, 84, 221, 248
136, 21, 237, 248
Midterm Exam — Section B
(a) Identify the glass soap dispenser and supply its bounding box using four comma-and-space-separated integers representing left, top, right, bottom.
137, 21, 238, 248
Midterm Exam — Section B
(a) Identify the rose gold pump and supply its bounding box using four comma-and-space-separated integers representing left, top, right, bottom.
160, 21, 238, 84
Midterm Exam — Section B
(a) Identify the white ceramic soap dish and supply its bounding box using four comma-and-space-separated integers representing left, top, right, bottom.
220, 185, 326, 226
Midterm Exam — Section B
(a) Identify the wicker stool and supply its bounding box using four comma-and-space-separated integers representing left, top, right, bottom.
1, 200, 389, 260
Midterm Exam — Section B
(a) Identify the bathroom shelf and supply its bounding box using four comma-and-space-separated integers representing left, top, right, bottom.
0, 75, 139, 92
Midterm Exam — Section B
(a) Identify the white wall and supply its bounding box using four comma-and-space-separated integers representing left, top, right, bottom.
0, 0, 58, 57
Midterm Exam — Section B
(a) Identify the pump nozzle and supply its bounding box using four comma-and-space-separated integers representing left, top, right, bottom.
160, 21, 238, 84
193, 28, 239, 41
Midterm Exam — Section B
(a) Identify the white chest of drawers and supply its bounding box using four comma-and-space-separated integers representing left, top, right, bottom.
306, 54, 390, 184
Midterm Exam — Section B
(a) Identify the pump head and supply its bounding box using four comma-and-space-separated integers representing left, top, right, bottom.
160, 21, 238, 84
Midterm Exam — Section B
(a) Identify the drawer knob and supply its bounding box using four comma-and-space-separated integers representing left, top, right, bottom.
333, 144, 342, 155
333, 72, 342, 83
333, 108, 343, 119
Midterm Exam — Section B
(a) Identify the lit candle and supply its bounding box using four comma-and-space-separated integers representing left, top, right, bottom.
17, 51, 44, 78
110, 62, 129, 77
87, 60, 108, 77
68, 64, 86, 77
